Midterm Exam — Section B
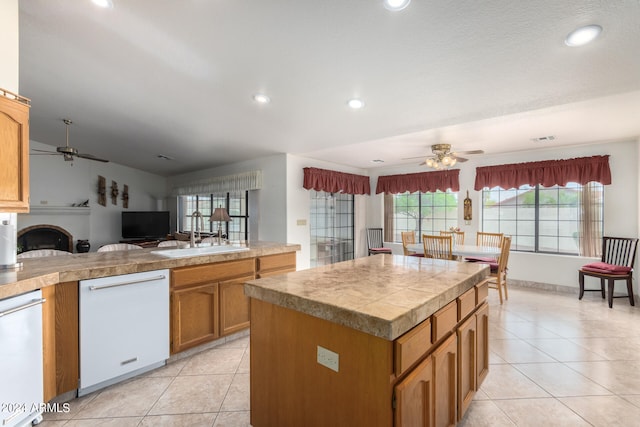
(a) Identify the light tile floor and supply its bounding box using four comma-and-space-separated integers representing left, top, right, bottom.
40, 285, 640, 426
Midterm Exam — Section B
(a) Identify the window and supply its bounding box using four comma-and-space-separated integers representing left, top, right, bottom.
481, 182, 604, 255
391, 190, 458, 242
178, 191, 249, 241
310, 191, 354, 266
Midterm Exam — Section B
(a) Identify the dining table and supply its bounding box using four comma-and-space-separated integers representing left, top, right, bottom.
406, 243, 501, 258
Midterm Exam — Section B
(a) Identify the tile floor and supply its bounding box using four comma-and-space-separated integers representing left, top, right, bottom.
39, 285, 640, 426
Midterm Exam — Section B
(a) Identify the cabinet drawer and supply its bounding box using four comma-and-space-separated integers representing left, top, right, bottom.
476, 281, 489, 305
432, 300, 457, 343
257, 252, 296, 273
172, 259, 255, 288
394, 318, 431, 376
457, 287, 476, 321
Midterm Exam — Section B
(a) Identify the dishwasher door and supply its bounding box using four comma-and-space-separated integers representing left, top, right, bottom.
79, 269, 169, 394
0, 290, 44, 427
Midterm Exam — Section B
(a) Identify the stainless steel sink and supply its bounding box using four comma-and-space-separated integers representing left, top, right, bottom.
151, 245, 250, 258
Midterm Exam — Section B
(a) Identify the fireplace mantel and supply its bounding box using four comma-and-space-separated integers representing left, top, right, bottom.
28, 206, 91, 215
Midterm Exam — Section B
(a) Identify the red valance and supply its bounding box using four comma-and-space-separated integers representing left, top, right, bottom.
474, 155, 611, 190
376, 169, 460, 194
303, 167, 371, 195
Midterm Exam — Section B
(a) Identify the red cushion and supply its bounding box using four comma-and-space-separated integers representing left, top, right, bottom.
582, 262, 631, 274
370, 247, 392, 252
465, 256, 497, 263
409, 253, 425, 257
489, 262, 499, 273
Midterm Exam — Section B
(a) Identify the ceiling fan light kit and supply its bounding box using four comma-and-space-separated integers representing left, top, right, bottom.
404, 143, 484, 170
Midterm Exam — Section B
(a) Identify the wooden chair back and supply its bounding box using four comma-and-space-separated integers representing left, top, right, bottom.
481, 235, 511, 304
401, 231, 417, 256
440, 230, 465, 245
601, 236, 638, 267
422, 234, 453, 260
477, 232, 503, 248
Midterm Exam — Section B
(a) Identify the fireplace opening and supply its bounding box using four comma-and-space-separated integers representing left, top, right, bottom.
18, 224, 73, 254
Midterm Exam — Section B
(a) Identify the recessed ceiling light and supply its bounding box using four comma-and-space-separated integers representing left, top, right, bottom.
253, 93, 271, 104
348, 99, 364, 109
91, 0, 114, 9
565, 25, 602, 47
384, 0, 411, 11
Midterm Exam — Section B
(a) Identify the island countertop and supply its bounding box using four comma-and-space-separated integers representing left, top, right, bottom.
0, 241, 300, 300
244, 254, 488, 340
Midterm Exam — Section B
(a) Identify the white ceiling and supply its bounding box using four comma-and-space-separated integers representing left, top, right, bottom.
19, 1, 640, 176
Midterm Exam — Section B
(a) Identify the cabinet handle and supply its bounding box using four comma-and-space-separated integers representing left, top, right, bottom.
120, 357, 138, 365
0, 298, 46, 318
89, 274, 166, 291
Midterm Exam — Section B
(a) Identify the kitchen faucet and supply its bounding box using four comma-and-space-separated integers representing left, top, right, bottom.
190, 211, 204, 248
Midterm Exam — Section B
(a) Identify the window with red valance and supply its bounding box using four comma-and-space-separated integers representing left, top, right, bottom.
376, 169, 460, 194
474, 155, 611, 190
303, 167, 371, 195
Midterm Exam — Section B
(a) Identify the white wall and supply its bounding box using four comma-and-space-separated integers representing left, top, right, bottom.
367, 139, 639, 292
18, 140, 167, 251
0, 0, 18, 92
285, 154, 369, 270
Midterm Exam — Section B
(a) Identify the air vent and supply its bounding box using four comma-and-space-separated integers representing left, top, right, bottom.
157, 154, 173, 160
530, 135, 556, 143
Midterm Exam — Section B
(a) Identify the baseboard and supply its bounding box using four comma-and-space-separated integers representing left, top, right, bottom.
509, 278, 639, 301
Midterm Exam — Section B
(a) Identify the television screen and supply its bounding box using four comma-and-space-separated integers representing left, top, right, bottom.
122, 211, 170, 239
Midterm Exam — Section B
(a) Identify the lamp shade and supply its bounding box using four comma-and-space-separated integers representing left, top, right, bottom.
210, 207, 231, 222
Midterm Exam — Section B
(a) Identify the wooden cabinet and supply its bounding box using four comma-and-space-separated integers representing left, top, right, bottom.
171, 283, 219, 353
0, 89, 30, 213
171, 258, 256, 353
394, 355, 434, 427
475, 302, 489, 387
256, 252, 296, 278
41, 281, 78, 402
457, 315, 476, 419
433, 334, 457, 427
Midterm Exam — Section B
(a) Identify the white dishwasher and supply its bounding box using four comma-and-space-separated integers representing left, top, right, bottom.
79, 269, 169, 396
0, 290, 45, 427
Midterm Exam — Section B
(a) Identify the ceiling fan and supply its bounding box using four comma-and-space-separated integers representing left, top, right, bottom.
403, 144, 484, 169
31, 119, 109, 163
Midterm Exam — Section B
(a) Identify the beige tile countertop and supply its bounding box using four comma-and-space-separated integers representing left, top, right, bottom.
245, 254, 488, 341
0, 241, 300, 300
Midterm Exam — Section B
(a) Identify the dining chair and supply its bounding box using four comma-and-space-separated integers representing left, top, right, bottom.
17, 249, 72, 259
367, 228, 392, 256
422, 234, 453, 260
476, 231, 503, 247
97, 243, 143, 252
478, 235, 512, 304
440, 230, 465, 245
579, 236, 639, 308
401, 231, 423, 257
466, 231, 504, 263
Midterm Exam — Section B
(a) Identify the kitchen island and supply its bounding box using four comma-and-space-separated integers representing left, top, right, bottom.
244, 254, 490, 427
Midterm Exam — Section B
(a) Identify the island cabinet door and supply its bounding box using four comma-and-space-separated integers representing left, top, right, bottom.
432, 333, 457, 427
171, 283, 219, 354
394, 355, 434, 427
457, 315, 477, 420
475, 302, 489, 387
219, 275, 253, 336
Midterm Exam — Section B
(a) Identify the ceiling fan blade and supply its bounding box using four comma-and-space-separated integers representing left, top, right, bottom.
31, 148, 58, 154
454, 156, 469, 163
76, 153, 109, 163
453, 149, 484, 155
402, 155, 429, 160
418, 160, 427, 166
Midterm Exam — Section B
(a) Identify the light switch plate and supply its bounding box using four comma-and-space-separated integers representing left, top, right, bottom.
296, 219, 307, 226
317, 345, 339, 372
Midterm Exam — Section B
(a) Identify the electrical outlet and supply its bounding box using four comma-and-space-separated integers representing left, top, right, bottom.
317, 345, 339, 372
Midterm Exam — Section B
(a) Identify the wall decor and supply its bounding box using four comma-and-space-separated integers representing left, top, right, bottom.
122, 185, 129, 208
464, 190, 472, 224
98, 176, 106, 206
111, 180, 119, 205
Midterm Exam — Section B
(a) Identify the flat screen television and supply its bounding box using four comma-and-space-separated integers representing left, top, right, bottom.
122, 211, 170, 239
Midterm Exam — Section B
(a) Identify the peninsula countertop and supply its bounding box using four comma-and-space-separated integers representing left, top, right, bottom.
244, 254, 488, 340
0, 241, 300, 300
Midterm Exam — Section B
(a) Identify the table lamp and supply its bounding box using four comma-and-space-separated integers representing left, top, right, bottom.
210, 206, 231, 245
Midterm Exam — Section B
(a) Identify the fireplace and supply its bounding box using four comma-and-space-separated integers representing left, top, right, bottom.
18, 224, 73, 254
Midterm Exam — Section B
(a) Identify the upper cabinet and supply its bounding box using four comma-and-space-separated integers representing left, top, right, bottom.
0, 88, 30, 213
